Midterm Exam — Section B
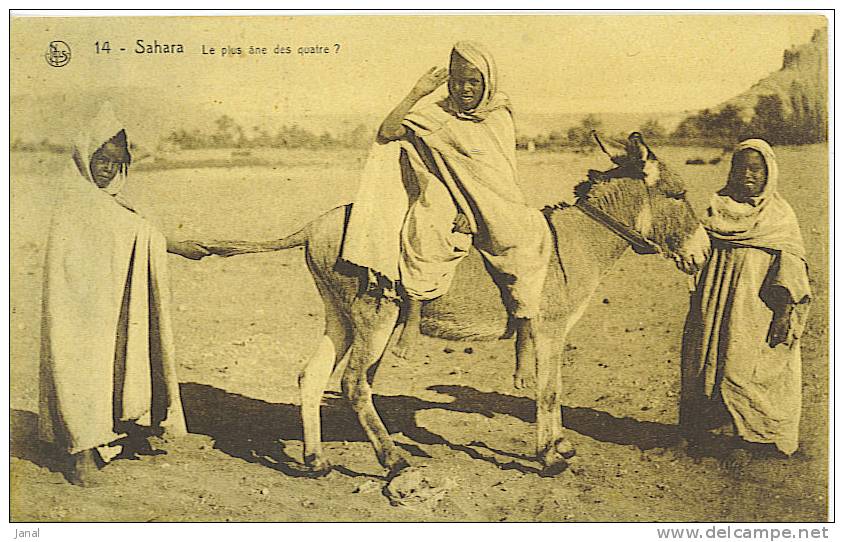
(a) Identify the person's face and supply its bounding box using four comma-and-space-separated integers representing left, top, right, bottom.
728, 149, 768, 199
89, 141, 124, 188
448, 55, 484, 112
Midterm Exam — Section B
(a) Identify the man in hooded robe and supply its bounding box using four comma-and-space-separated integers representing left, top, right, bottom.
680, 139, 811, 470
39, 104, 209, 486
342, 42, 551, 385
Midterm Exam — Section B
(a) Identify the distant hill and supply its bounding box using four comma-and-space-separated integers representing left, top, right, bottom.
720, 27, 827, 123
672, 26, 828, 145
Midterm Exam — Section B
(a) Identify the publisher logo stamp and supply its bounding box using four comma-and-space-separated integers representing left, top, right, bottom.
45, 41, 71, 67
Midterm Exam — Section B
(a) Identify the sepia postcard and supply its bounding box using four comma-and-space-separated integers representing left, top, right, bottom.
9, 12, 830, 525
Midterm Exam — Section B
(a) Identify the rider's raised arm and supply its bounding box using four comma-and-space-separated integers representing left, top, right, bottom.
377, 66, 448, 144
376, 96, 413, 143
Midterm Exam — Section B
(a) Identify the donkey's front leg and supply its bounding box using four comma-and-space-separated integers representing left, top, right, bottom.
514, 317, 537, 389
535, 331, 576, 474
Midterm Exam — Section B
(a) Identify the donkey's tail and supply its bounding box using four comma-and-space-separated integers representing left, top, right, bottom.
264, 224, 310, 251
200, 223, 310, 257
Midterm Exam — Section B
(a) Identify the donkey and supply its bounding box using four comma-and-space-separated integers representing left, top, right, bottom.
201, 133, 710, 477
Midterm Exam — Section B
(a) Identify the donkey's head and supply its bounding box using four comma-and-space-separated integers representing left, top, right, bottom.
577, 132, 710, 274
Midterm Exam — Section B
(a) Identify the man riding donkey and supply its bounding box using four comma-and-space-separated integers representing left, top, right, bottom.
344, 41, 551, 388
198, 47, 712, 476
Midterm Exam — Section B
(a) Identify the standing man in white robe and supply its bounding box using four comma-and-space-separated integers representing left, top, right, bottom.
39, 104, 209, 486
680, 139, 811, 472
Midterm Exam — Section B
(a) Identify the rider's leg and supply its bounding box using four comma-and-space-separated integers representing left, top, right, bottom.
392, 298, 422, 359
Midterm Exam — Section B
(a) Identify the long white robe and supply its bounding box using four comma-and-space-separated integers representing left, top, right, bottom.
342, 42, 550, 317
39, 108, 186, 454
680, 139, 811, 455
681, 245, 810, 455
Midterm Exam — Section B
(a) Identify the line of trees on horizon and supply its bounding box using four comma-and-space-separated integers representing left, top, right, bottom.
12, 93, 827, 155
159, 115, 374, 151
521, 92, 826, 151
671, 92, 827, 146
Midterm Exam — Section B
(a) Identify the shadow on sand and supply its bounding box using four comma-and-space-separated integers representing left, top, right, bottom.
428, 384, 680, 449
11, 383, 683, 479
177, 381, 682, 477
10, 409, 68, 475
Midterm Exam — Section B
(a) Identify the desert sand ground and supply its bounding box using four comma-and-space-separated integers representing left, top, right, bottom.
9, 144, 828, 521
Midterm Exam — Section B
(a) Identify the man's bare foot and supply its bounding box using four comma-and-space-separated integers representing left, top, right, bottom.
392, 330, 415, 360
67, 449, 101, 487
392, 299, 422, 360
671, 434, 694, 455
722, 448, 752, 476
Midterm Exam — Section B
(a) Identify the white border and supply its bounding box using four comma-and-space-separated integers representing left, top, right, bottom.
4, 4, 837, 540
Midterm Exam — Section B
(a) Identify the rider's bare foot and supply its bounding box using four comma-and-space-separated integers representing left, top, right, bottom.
67, 448, 101, 487
392, 299, 422, 359
392, 330, 414, 360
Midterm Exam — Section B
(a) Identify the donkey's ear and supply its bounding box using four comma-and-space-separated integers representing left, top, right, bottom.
628, 133, 662, 186
627, 132, 657, 161
592, 131, 626, 166
625, 132, 647, 163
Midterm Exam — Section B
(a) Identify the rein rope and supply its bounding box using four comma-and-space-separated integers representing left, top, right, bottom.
574, 179, 661, 255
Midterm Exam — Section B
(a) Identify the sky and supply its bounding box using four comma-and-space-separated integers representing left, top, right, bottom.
10, 14, 825, 138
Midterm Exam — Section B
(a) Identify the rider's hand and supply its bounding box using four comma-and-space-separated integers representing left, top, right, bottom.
411, 66, 449, 98
452, 212, 472, 234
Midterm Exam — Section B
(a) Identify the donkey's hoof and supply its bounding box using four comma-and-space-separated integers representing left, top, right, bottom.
555, 438, 577, 460
513, 371, 536, 390
539, 439, 577, 476
539, 453, 570, 477
539, 460, 570, 478
385, 455, 412, 480
67, 449, 103, 487
288, 454, 332, 478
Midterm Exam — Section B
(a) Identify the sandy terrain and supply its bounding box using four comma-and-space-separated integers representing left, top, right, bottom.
9, 145, 828, 522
